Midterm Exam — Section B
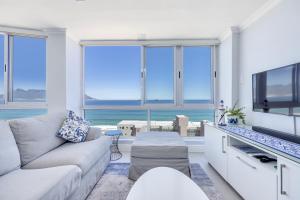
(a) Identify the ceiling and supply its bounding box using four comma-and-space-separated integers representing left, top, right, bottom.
0, 0, 271, 40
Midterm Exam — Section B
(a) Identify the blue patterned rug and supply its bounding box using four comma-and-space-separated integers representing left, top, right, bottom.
87, 163, 223, 200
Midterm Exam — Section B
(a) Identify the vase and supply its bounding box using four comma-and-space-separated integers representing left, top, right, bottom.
227, 116, 239, 125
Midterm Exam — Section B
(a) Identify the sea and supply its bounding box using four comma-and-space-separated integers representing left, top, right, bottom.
84, 99, 214, 125
0, 100, 215, 125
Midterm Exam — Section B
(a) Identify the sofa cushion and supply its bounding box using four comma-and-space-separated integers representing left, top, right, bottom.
9, 112, 66, 166
0, 166, 81, 200
0, 121, 21, 176
24, 136, 112, 176
57, 110, 90, 143
85, 127, 102, 141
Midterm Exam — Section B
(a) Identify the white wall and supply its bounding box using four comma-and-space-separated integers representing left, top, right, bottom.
66, 35, 82, 115
46, 29, 67, 114
217, 28, 240, 108
218, 36, 232, 107
237, 0, 300, 134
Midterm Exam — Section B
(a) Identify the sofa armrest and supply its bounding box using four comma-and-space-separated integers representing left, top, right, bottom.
86, 127, 102, 141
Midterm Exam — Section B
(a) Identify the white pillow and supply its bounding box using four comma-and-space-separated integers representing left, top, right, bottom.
56, 111, 90, 143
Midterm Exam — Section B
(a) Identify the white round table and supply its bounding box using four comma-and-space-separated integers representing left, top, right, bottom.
126, 167, 209, 200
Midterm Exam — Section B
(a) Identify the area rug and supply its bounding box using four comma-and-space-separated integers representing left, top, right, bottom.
86, 163, 224, 200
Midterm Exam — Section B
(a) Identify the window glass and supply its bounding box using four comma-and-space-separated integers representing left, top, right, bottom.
84, 46, 141, 106
183, 47, 212, 103
145, 47, 174, 104
12, 36, 46, 102
85, 109, 147, 136
149, 109, 214, 136
0, 109, 47, 120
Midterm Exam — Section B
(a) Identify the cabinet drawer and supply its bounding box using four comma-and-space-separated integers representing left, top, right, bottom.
228, 147, 277, 200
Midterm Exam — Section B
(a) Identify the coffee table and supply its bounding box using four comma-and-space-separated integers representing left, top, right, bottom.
129, 132, 190, 180
126, 167, 209, 200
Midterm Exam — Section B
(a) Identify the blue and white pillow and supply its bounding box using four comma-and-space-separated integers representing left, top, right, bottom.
57, 111, 90, 143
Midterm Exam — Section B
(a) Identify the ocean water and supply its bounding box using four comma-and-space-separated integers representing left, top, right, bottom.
0, 109, 48, 120
0, 100, 214, 125
85, 109, 214, 125
85, 99, 211, 105
84, 99, 214, 125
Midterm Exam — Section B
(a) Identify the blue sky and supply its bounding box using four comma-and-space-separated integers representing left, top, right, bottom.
85, 46, 141, 100
145, 47, 174, 100
184, 47, 211, 100
13, 36, 46, 91
1, 38, 211, 101
85, 46, 211, 101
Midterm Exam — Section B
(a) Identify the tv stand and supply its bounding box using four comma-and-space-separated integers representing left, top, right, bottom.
205, 123, 300, 200
252, 126, 300, 144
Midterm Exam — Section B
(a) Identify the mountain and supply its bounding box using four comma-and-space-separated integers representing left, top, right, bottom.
85, 94, 96, 100
13, 89, 46, 101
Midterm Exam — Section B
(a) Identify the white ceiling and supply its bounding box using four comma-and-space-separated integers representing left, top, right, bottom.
0, 0, 271, 40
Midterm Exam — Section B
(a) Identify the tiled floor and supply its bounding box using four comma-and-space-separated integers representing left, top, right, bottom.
112, 152, 243, 200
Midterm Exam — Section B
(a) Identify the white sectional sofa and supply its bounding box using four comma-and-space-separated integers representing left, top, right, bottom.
0, 112, 112, 200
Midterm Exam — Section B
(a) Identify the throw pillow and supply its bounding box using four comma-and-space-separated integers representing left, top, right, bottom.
57, 110, 90, 143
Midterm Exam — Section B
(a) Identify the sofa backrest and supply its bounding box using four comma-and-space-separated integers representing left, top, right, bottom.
9, 112, 66, 166
0, 121, 21, 175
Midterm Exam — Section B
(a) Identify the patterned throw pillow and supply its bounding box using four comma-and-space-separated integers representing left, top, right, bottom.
57, 111, 90, 143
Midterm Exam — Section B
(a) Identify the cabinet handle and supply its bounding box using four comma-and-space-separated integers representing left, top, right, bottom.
280, 164, 287, 195
236, 156, 257, 170
222, 136, 226, 153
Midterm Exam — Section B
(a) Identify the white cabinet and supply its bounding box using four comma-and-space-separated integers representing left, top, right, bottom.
205, 125, 228, 179
205, 125, 300, 200
227, 147, 277, 200
278, 157, 300, 200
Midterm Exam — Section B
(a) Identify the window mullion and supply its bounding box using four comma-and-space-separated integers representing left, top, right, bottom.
141, 46, 146, 105
211, 45, 216, 104
3, 34, 9, 104
175, 46, 183, 106
7, 35, 14, 102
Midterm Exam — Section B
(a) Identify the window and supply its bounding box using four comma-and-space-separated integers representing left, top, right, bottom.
83, 44, 215, 137
84, 46, 141, 105
0, 35, 4, 104
0, 109, 47, 120
183, 47, 212, 103
0, 34, 47, 120
12, 36, 46, 102
85, 109, 148, 136
150, 109, 214, 136
145, 47, 174, 104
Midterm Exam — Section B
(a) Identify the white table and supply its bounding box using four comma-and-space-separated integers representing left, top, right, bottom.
126, 167, 209, 200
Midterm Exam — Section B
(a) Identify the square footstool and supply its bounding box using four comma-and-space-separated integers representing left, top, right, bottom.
128, 132, 190, 180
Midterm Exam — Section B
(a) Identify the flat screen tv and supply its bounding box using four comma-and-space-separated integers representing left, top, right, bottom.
252, 62, 300, 115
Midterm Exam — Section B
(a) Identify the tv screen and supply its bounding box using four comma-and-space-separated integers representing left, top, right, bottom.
252, 63, 300, 115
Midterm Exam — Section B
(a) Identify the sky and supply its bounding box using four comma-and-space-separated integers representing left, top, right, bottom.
0, 37, 212, 102
0, 35, 46, 103
13, 36, 46, 91
84, 46, 212, 101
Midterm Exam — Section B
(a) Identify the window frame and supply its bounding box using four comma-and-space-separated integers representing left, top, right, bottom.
81, 40, 217, 111
0, 32, 47, 109
182, 45, 215, 104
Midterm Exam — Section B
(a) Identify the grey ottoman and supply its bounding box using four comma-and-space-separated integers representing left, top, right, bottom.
128, 132, 190, 180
